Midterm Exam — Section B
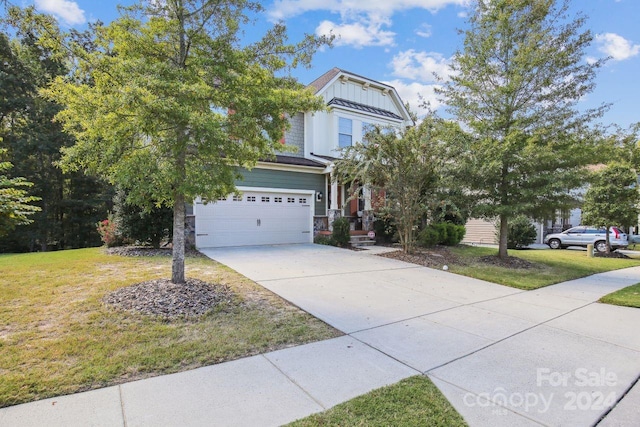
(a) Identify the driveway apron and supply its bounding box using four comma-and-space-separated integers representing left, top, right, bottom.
202, 244, 640, 426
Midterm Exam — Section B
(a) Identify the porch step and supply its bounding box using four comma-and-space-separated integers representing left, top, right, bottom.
350, 235, 376, 246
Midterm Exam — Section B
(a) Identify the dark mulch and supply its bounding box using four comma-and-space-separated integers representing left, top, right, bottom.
477, 254, 536, 269
594, 251, 631, 259
103, 278, 235, 319
381, 245, 536, 270
379, 246, 467, 269
105, 246, 206, 258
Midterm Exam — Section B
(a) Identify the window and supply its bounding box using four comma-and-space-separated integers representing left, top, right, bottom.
274, 197, 283, 203
261, 196, 270, 203
287, 197, 295, 203
299, 198, 307, 204
338, 117, 352, 148
233, 195, 243, 202
247, 196, 256, 202
218, 196, 227, 201
362, 122, 374, 144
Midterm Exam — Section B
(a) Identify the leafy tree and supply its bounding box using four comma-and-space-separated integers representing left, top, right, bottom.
34, 1, 330, 283
334, 117, 444, 253
582, 164, 639, 253
1, 19, 112, 252
0, 148, 40, 236
440, 0, 606, 258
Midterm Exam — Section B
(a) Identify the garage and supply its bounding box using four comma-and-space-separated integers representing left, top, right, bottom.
194, 187, 314, 248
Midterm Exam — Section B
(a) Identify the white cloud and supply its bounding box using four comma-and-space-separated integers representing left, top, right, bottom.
415, 23, 432, 38
384, 79, 443, 115
35, 0, 86, 26
390, 49, 453, 82
595, 33, 640, 61
271, 0, 468, 47
316, 16, 395, 48
270, 0, 469, 21
585, 56, 598, 65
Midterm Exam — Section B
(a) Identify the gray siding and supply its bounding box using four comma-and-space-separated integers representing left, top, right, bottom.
276, 113, 305, 158
236, 167, 326, 216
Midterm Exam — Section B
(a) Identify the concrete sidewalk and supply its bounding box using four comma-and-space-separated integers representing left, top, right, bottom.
2, 244, 640, 426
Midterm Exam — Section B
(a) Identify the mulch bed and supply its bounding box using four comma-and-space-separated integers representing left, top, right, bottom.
380, 245, 536, 269
594, 251, 631, 259
105, 246, 206, 258
103, 245, 230, 319
379, 246, 467, 269
103, 278, 235, 319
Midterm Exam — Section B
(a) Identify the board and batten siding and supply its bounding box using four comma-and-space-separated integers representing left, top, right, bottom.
321, 80, 401, 117
463, 218, 498, 244
236, 167, 326, 216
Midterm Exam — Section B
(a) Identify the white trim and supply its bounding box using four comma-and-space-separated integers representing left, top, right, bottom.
254, 162, 325, 174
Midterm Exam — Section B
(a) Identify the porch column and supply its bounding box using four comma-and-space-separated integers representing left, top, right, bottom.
328, 167, 341, 231
362, 185, 374, 232
330, 176, 339, 210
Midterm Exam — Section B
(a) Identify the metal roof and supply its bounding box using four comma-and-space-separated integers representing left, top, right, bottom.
327, 97, 404, 121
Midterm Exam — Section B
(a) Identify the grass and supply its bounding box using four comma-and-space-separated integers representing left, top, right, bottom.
288, 376, 467, 427
600, 283, 640, 308
446, 246, 640, 290
0, 248, 340, 408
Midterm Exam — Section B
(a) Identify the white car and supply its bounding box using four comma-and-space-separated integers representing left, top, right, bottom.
544, 226, 628, 252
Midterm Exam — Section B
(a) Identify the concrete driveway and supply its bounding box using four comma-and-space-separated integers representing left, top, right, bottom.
202, 244, 640, 426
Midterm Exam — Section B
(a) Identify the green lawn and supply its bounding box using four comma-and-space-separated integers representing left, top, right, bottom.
288, 376, 467, 427
0, 248, 340, 408
447, 246, 640, 290
600, 283, 640, 308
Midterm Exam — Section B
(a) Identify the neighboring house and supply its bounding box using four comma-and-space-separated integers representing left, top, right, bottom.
463, 208, 583, 246
191, 68, 413, 248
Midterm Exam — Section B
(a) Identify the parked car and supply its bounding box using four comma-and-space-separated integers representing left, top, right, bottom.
544, 226, 628, 252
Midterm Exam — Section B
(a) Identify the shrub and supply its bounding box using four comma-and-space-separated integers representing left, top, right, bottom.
331, 217, 351, 247
96, 214, 123, 247
445, 223, 466, 245
314, 234, 333, 245
418, 222, 466, 247
113, 189, 173, 249
418, 226, 440, 247
507, 216, 537, 249
373, 215, 397, 243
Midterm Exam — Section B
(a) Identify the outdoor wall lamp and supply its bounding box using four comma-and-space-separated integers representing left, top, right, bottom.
316, 191, 323, 202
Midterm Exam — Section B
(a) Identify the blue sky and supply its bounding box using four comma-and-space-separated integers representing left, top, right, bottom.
20, 0, 640, 128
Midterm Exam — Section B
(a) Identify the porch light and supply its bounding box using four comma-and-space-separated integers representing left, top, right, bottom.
316, 191, 323, 202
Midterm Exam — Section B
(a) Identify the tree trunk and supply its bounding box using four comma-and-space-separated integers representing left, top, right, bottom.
498, 214, 509, 259
171, 192, 186, 284
605, 226, 611, 254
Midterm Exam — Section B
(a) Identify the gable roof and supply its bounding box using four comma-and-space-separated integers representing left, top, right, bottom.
308, 68, 341, 94
308, 68, 413, 124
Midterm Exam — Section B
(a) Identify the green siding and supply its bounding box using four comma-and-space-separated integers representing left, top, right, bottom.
236, 167, 326, 216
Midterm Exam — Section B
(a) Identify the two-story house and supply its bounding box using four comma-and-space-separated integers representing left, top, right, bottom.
191, 68, 413, 248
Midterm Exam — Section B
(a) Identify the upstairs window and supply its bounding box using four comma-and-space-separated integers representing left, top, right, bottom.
362, 122, 374, 144
338, 117, 352, 148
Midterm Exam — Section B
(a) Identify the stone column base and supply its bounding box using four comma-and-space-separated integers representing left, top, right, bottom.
328, 209, 342, 231
362, 210, 375, 232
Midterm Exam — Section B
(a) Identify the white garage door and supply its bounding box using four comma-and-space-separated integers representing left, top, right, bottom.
194, 189, 313, 248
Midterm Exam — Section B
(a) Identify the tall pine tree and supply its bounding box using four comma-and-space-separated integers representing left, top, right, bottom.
440, 0, 606, 258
